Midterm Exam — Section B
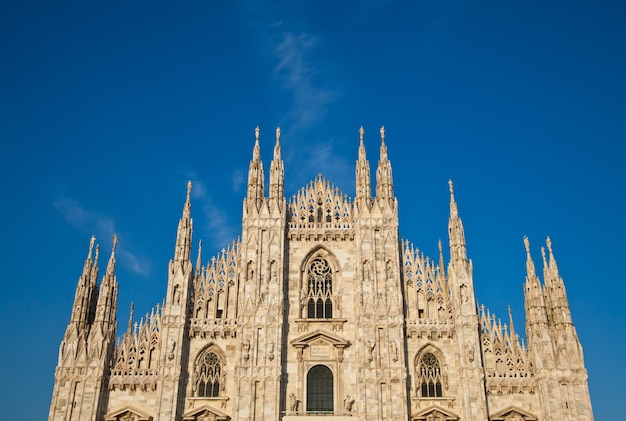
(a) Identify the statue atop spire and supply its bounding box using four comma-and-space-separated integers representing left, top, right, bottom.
247, 126, 265, 211
173, 182, 193, 264
269, 127, 284, 205
375, 126, 394, 200
355, 126, 372, 207
448, 180, 467, 263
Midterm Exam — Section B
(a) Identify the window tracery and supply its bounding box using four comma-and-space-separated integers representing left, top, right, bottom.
193, 349, 223, 398
306, 257, 333, 318
418, 352, 443, 397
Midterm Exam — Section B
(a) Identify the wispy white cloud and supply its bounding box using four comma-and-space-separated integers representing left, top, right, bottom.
232, 170, 245, 192
273, 31, 338, 129
187, 177, 238, 254
53, 196, 152, 276
237, 0, 338, 129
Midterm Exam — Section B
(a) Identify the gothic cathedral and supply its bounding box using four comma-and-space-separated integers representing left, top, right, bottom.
49, 127, 594, 420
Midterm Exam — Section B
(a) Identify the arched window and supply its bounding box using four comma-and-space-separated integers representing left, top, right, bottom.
306, 257, 333, 318
307, 365, 333, 413
194, 349, 222, 397
418, 352, 443, 397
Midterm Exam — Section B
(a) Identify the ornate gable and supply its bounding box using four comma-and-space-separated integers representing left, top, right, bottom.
490, 406, 537, 420
290, 329, 350, 362
104, 406, 153, 421
412, 405, 459, 421
287, 174, 354, 240
182, 404, 230, 421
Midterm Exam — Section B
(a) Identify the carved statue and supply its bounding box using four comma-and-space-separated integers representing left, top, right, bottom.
466, 341, 475, 362
268, 341, 275, 361
460, 284, 468, 303
289, 393, 300, 412
173, 284, 181, 305
167, 339, 176, 360
243, 339, 250, 361
344, 395, 355, 412
366, 339, 376, 362
364, 262, 371, 283
390, 340, 398, 362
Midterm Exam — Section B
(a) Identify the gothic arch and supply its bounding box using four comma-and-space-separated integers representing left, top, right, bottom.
300, 246, 340, 319
300, 245, 341, 277
414, 344, 447, 398
192, 344, 226, 398
306, 364, 334, 413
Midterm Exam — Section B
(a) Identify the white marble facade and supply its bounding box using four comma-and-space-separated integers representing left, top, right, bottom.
49, 127, 593, 420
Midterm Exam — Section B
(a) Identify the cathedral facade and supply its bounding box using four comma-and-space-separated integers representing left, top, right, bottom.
49, 127, 593, 421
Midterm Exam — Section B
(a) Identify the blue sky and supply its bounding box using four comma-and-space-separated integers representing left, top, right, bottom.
1, 1, 624, 419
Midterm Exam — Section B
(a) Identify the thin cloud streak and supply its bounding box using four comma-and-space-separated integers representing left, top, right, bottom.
273, 31, 338, 129
53, 196, 151, 276
189, 178, 238, 254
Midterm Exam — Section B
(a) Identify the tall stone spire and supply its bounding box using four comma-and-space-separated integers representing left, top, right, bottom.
69, 236, 99, 329
375, 126, 394, 200
448, 180, 467, 264
173, 181, 193, 265
269, 127, 284, 205
523, 237, 548, 328
246, 126, 265, 211
93, 235, 118, 327
543, 237, 573, 326
355, 126, 371, 208
195, 239, 203, 277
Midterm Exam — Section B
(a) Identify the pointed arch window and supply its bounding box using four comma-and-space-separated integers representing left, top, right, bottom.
306, 257, 333, 318
307, 365, 334, 413
194, 349, 222, 397
418, 352, 443, 397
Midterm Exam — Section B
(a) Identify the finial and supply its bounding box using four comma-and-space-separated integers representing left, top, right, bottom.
359, 126, 364, 142
112, 234, 118, 252
546, 236, 553, 255
276, 127, 280, 143
88, 235, 96, 258
380, 126, 385, 142
187, 180, 192, 198
523, 236, 530, 255
541, 246, 547, 266
127, 301, 134, 333
448, 179, 454, 195
255, 126, 260, 142
438, 239, 443, 254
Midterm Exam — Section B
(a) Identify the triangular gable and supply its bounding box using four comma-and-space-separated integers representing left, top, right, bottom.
104, 405, 153, 421
290, 329, 350, 349
412, 405, 459, 420
182, 404, 230, 421
490, 405, 537, 420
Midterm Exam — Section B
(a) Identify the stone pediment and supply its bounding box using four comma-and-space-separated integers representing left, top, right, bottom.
412, 405, 459, 420
182, 404, 230, 421
291, 329, 351, 362
490, 405, 537, 420
291, 329, 350, 348
104, 405, 153, 421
